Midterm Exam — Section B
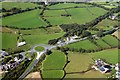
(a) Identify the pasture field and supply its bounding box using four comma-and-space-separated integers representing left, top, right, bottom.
65, 40, 98, 50
2, 33, 18, 49
42, 50, 66, 70
1, 2, 39, 10
42, 70, 64, 78
95, 19, 119, 30
102, 35, 119, 47
91, 48, 119, 64
94, 39, 111, 48
23, 32, 65, 45
2, 9, 47, 28
47, 3, 91, 9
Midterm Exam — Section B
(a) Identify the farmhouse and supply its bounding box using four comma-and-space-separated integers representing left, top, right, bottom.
92, 59, 112, 73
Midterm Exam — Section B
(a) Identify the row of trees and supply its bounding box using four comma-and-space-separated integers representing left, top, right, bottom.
1, 6, 41, 18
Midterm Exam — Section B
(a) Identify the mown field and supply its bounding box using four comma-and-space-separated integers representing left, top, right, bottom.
41, 50, 66, 79
2, 9, 47, 28
1, 2, 39, 10
65, 48, 118, 78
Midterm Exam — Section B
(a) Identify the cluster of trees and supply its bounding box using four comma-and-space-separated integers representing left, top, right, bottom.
2, 25, 45, 30
61, 14, 71, 17
2, 58, 33, 79
48, 38, 60, 45
1, 6, 41, 18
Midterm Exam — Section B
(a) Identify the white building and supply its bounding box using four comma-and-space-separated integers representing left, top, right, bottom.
17, 41, 26, 47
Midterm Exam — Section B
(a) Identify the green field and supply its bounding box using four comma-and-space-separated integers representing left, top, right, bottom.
2, 33, 18, 49
102, 35, 119, 47
1, 2, 39, 10
2, 9, 47, 28
95, 19, 119, 30
44, 7, 107, 25
66, 7, 107, 24
94, 39, 111, 48
42, 50, 66, 70
42, 70, 64, 78
91, 48, 119, 64
41, 50, 66, 79
23, 32, 65, 45
65, 40, 98, 50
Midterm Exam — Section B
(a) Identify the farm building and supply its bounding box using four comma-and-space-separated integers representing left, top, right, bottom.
92, 59, 113, 73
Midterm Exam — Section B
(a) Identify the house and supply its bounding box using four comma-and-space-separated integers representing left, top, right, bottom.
92, 59, 112, 73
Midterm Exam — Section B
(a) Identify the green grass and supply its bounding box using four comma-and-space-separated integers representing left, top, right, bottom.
65, 40, 98, 50
102, 35, 119, 47
44, 10, 66, 17
91, 48, 119, 64
2, 9, 47, 28
1, 2, 39, 10
94, 39, 111, 48
35, 46, 44, 52
23, 32, 65, 45
42, 50, 66, 70
42, 70, 64, 78
44, 7, 107, 25
66, 7, 107, 24
2, 33, 18, 49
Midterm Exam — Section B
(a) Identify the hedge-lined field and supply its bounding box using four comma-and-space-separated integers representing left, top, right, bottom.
94, 39, 110, 48
2, 33, 18, 49
2, 9, 47, 28
65, 40, 98, 50
102, 35, 118, 47
1, 2, 39, 10
66, 7, 107, 24
41, 50, 66, 79
44, 7, 107, 25
91, 48, 119, 64
42, 50, 66, 70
